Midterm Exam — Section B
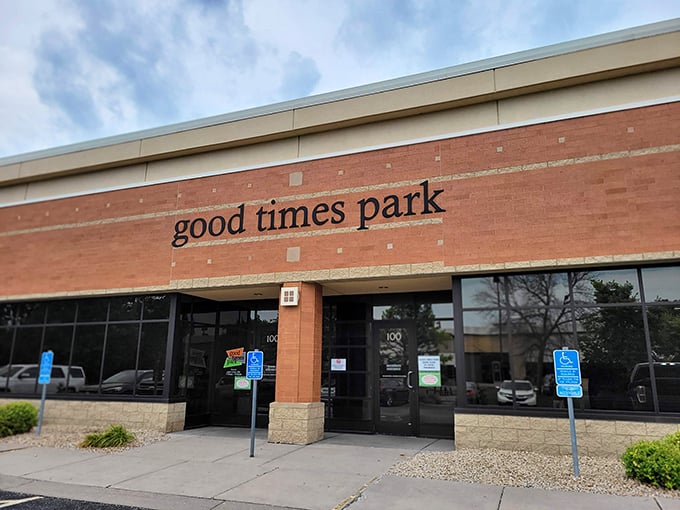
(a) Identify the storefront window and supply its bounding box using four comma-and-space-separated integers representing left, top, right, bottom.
9, 328, 42, 394
142, 295, 171, 320
101, 323, 140, 385
0, 328, 12, 391
70, 325, 105, 390
463, 311, 509, 405
642, 266, 680, 302
461, 277, 496, 309
138, 323, 169, 395
576, 269, 640, 304
46, 302, 77, 324
78, 299, 109, 322
646, 305, 680, 412
460, 266, 680, 415
323, 300, 372, 430
0, 295, 172, 398
109, 297, 142, 321
506, 272, 571, 309
19, 303, 46, 325
577, 306, 647, 411
43, 326, 74, 370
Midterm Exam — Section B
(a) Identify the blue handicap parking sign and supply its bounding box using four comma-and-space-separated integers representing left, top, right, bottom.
556, 384, 583, 398
246, 351, 263, 380
553, 349, 581, 386
38, 351, 54, 385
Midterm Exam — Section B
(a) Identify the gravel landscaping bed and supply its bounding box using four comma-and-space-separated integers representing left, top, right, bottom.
389, 448, 680, 499
0, 425, 168, 452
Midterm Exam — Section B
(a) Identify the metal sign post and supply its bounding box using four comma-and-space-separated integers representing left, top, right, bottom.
553, 348, 582, 477
246, 350, 264, 457
36, 350, 54, 436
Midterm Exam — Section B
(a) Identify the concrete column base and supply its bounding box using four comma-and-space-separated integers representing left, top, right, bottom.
268, 401, 325, 445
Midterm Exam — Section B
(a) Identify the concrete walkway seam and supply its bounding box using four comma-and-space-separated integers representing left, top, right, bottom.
332, 476, 379, 510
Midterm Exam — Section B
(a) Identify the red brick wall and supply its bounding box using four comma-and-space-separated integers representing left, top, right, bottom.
1, 103, 679, 298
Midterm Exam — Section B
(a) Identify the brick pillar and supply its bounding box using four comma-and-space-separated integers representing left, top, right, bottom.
268, 281, 324, 444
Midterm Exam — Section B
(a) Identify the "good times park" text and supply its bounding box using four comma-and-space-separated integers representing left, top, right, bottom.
171, 180, 445, 248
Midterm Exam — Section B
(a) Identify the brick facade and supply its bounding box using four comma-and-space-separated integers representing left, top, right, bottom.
1, 103, 679, 301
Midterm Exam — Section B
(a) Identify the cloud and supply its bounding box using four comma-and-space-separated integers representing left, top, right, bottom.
278, 52, 321, 99
0, 0, 679, 159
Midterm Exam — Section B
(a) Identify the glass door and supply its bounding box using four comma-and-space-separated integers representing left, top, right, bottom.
375, 322, 417, 435
211, 307, 278, 427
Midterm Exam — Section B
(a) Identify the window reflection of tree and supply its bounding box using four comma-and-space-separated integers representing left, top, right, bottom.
1, 303, 43, 326
580, 279, 680, 410
580, 280, 646, 367
473, 273, 591, 386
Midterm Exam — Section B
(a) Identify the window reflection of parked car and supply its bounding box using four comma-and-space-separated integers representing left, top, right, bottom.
380, 377, 410, 407
0, 364, 85, 393
466, 381, 480, 404
628, 362, 680, 412
80, 369, 162, 395
496, 380, 537, 406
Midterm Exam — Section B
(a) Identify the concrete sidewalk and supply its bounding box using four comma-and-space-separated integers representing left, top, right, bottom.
0, 427, 678, 510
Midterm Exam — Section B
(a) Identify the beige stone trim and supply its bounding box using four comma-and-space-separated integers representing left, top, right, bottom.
268, 402, 325, 445
454, 412, 680, 456
0, 399, 186, 433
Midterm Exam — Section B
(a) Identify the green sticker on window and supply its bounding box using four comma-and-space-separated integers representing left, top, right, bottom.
224, 357, 244, 368
234, 376, 251, 390
419, 371, 441, 387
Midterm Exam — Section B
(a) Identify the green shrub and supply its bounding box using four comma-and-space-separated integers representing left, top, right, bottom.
0, 402, 38, 435
0, 415, 14, 438
622, 432, 680, 490
80, 425, 136, 448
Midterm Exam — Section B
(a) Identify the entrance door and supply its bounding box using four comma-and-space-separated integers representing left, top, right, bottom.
210, 308, 278, 428
375, 322, 417, 435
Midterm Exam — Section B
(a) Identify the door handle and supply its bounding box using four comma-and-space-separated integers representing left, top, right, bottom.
406, 371, 414, 389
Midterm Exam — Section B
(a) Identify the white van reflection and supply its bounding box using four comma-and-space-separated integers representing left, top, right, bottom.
0, 364, 85, 393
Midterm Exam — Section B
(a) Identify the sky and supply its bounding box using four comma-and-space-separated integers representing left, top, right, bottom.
1, 0, 679, 160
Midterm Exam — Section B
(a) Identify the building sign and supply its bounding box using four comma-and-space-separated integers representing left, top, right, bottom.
171, 180, 445, 247
224, 347, 245, 368
227, 347, 244, 358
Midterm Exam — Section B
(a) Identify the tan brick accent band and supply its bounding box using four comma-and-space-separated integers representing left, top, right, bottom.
268, 401, 325, 444
0, 399, 186, 433
454, 411, 680, 456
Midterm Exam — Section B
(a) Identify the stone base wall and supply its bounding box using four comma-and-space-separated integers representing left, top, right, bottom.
455, 412, 680, 457
0, 399, 186, 433
268, 402, 324, 444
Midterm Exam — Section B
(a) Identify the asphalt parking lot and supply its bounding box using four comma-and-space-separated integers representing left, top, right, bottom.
0, 491, 147, 509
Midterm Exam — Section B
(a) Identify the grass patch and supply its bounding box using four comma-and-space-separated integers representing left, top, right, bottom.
80, 425, 136, 448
